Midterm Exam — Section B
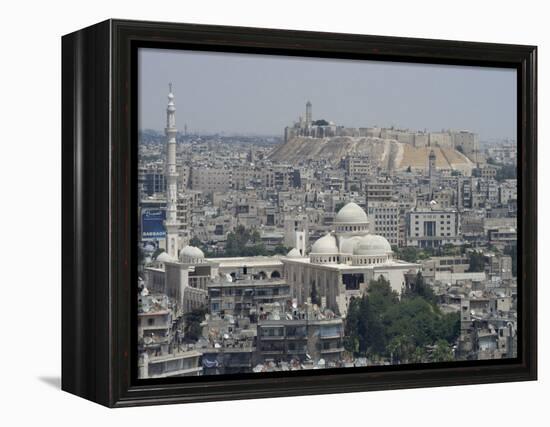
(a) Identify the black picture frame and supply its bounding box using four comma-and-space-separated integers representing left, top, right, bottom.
62, 19, 537, 407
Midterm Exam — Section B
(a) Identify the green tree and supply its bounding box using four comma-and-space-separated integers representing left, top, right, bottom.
410, 346, 428, 364
189, 236, 203, 247
224, 225, 268, 257
184, 306, 207, 342
431, 339, 454, 362
362, 295, 386, 355
344, 297, 362, 354
433, 312, 460, 343
404, 272, 436, 304
396, 246, 426, 263
273, 244, 291, 255
152, 247, 165, 259
387, 335, 415, 364
343, 276, 460, 361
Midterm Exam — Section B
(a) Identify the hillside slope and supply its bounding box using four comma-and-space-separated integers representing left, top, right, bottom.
269, 136, 474, 174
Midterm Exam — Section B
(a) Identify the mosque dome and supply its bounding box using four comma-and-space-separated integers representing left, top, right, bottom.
353, 234, 392, 256
339, 235, 363, 254
286, 248, 303, 258
334, 202, 368, 224
155, 251, 176, 263
310, 233, 339, 254
179, 245, 205, 262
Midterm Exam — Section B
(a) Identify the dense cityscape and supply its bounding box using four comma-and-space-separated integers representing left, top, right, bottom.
137, 86, 517, 379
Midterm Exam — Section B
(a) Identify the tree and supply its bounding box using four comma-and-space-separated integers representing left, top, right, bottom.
410, 346, 428, 364
387, 335, 415, 364
184, 307, 207, 342
343, 276, 460, 361
224, 225, 268, 257
344, 297, 362, 354
431, 339, 454, 362
189, 236, 203, 248
273, 244, 291, 255
404, 272, 437, 304
367, 276, 399, 313
433, 312, 460, 343
396, 246, 420, 263
152, 247, 165, 260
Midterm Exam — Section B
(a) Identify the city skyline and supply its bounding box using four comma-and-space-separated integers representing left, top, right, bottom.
138, 48, 517, 141
137, 52, 518, 379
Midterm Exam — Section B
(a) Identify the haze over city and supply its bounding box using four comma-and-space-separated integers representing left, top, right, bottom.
138, 48, 517, 140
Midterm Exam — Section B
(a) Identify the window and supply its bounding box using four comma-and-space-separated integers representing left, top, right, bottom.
147, 318, 154, 326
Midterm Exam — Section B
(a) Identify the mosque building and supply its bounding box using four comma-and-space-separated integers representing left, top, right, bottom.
282, 202, 419, 316
146, 202, 418, 319
143, 89, 417, 321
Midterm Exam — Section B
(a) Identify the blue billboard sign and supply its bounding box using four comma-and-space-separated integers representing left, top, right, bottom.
141, 208, 166, 240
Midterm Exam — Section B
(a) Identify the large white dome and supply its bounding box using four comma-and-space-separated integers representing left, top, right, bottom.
310, 233, 339, 254
334, 202, 368, 224
353, 234, 392, 256
179, 245, 205, 261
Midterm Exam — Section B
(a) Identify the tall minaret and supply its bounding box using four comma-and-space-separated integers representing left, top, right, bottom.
165, 83, 180, 259
305, 101, 312, 126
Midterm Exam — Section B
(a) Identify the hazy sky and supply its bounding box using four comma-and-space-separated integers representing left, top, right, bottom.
138, 48, 516, 140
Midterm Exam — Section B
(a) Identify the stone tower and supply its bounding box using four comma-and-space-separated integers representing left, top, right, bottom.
164, 83, 180, 259
305, 100, 312, 126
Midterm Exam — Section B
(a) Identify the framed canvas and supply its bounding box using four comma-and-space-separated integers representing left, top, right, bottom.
61, 19, 537, 407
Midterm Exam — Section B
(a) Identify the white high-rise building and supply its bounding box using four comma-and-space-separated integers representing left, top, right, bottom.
164, 84, 180, 259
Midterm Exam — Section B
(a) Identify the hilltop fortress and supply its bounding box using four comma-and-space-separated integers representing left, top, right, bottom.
271, 102, 478, 174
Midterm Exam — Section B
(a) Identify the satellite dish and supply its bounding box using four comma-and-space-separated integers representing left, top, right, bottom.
144, 336, 153, 345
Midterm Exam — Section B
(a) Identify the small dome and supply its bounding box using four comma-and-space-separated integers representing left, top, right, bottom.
340, 236, 363, 254
286, 248, 302, 258
310, 233, 339, 254
353, 234, 392, 256
334, 202, 368, 224
156, 251, 176, 263
179, 245, 205, 261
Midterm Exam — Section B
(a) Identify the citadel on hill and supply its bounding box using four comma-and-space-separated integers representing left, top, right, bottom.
273, 101, 478, 174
